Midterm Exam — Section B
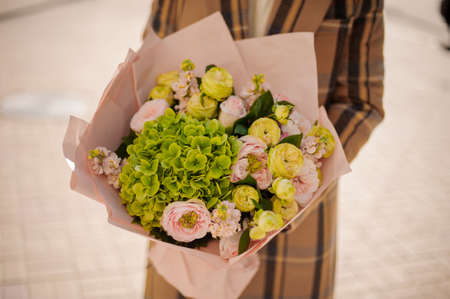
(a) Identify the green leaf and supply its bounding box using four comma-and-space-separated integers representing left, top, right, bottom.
276, 100, 295, 107
235, 174, 257, 187
260, 198, 273, 211
279, 133, 303, 148
115, 130, 137, 159
234, 123, 248, 136
232, 91, 275, 136
247, 90, 275, 120
205, 64, 216, 73
150, 227, 213, 249
251, 199, 262, 210
206, 197, 219, 209
238, 228, 250, 254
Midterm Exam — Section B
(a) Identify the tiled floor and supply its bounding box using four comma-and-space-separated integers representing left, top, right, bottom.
0, 1, 449, 299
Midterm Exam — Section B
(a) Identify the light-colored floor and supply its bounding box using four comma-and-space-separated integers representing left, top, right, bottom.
0, 1, 449, 298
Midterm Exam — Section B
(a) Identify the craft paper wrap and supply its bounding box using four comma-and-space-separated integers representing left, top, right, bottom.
63, 12, 350, 299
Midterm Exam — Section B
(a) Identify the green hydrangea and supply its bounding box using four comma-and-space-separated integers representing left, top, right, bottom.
119, 108, 240, 231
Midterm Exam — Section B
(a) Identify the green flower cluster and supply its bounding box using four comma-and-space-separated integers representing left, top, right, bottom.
119, 108, 241, 231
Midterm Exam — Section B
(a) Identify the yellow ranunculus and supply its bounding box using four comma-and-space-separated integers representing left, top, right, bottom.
157, 70, 179, 87
268, 143, 304, 179
273, 197, 299, 221
271, 177, 295, 201
149, 85, 174, 106
307, 124, 336, 158
257, 210, 284, 232
273, 105, 291, 125
200, 67, 233, 100
249, 226, 266, 240
186, 93, 218, 120
232, 185, 259, 212
248, 117, 281, 146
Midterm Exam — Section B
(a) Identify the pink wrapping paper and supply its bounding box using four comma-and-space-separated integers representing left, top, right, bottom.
63, 12, 350, 299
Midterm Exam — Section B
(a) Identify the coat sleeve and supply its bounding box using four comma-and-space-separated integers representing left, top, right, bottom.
143, 0, 180, 39
325, 0, 385, 163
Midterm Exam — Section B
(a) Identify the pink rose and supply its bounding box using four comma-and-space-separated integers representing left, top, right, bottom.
220, 96, 247, 116
238, 135, 267, 160
219, 96, 247, 128
230, 158, 249, 183
281, 110, 312, 138
230, 135, 271, 188
292, 157, 319, 207
281, 120, 301, 137
160, 199, 211, 243
251, 167, 273, 190
130, 99, 169, 132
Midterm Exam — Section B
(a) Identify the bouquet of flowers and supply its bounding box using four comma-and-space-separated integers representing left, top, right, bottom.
86, 58, 337, 259
63, 13, 350, 299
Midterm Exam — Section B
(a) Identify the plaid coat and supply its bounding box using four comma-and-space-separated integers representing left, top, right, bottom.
144, 0, 384, 298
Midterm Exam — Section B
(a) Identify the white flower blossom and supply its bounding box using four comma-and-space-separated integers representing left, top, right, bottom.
301, 135, 326, 160
281, 111, 311, 137
88, 147, 111, 176
239, 77, 270, 108
88, 147, 124, 189
172, 70, 199, 112
102, 152, 121, 176
88, 157, 104, 175
107, 173, 120, 189
189, 75, 200, 94
290, 111, 312, 134
209, 201, 242, 239
292, 157, 319, 207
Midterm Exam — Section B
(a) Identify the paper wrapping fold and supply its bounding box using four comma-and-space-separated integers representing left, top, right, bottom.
62, 12, 350, 299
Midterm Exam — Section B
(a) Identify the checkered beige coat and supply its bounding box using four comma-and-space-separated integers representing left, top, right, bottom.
143, 0, 385, 298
